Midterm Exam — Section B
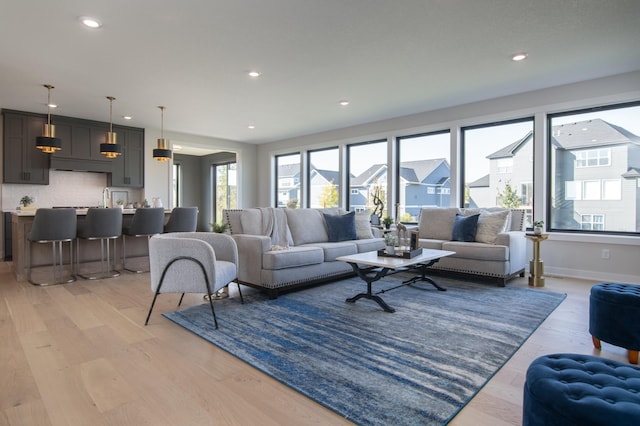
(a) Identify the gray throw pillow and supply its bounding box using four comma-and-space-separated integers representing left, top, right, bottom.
323, 211, 357, 242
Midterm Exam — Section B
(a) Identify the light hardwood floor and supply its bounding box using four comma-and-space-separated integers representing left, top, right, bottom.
0, 261, 630, 425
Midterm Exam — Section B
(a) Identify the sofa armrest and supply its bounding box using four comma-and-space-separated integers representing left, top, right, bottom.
232, 234, 272, 285
495, 231, 527, 274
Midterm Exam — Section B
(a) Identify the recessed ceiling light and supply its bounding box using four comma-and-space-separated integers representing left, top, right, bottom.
248, 71, 261, 78
47, 103, 57, 108
339, 100, 350, 106
248, 125, 255, 129
511, 52, 528, 61
173, 144, 182, 151
122, 115, 132, 120
80, 16, 102, 29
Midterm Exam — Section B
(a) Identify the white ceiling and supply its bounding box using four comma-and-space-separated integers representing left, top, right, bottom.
1, 0, 639, 150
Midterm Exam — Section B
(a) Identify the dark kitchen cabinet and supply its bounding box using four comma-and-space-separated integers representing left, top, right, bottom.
2, 111, 50, 184
108, 126, 144, 188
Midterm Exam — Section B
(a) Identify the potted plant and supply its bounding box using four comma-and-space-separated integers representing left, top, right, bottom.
382, 216, 394, 230
211, 222, 229, 233
20, 195, 33, 209
384, 233, 397, 254
533, 220, 544, 235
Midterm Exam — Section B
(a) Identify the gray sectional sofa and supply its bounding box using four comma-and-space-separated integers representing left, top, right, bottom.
415, 207, 527, 285
224, 207, 385, 298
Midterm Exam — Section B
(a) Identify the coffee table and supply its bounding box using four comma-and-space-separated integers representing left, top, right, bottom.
336, 249, 455, 312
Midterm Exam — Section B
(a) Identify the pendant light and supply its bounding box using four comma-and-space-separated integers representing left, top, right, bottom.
35, 84, 62, 153
100, 96, 122, 159
153, 105, 172, 162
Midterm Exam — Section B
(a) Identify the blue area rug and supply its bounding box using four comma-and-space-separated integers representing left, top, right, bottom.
164, 274, 566, 425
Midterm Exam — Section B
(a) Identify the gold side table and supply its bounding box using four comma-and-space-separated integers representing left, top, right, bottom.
525, 233, 549, 287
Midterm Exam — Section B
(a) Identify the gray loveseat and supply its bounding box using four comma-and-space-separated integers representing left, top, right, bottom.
224, 207, 385, 298
416, 207, 526, 285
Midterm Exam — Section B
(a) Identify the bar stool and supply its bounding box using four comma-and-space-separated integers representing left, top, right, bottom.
122, 207, 165, 273
164, 207, 198, 233
76, 208, 123, 280
27, 208, 77, 286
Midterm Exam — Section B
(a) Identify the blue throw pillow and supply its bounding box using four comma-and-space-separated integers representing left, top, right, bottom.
451, 213, 479, 242
323, 211, 357, 242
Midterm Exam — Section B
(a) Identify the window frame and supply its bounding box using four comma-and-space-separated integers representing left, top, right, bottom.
346, 139, 388, 213
547, 101, 640, 236
395, 129, 451, 223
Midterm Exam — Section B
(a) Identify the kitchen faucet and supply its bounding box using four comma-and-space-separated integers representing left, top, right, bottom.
102, 187, 111, 208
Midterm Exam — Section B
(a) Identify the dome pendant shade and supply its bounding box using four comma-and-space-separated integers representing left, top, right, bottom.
100, 96, 122, 159
36, 84, 62, 153
153, 106, 172, 162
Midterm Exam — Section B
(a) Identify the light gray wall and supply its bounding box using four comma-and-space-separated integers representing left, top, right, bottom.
256, 71, 640, 284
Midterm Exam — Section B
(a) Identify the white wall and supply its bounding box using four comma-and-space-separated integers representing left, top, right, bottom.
256, 71, 640, 284
144, 128, 258, 210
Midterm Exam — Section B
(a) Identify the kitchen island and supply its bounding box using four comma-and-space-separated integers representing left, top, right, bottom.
10, 208, 171, 282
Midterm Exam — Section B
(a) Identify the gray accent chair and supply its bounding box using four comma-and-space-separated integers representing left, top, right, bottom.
27, 208, 77, 286
164, 207, 198, 233
145, 232, 242, 328
76, 207, 123, 279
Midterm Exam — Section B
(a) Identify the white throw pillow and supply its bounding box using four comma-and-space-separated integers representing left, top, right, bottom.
354, 210, 374, 239
475, 210, 510, 244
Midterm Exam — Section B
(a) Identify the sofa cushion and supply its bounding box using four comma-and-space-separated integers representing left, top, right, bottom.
355, 210, 374, 239
441, 240, 509, 261
418, 207, 460, 240
323, 211, 357, 242
452, 213, 479, 242
352, 237, 386, 253
475, 209, 510, 244
285, 209, 329, 245
303, 242, 357, 262
262, 246, 324, 270
417, 239, 445, 250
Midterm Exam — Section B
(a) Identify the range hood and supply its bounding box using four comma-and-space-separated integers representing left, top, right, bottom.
49, 157, 114, 173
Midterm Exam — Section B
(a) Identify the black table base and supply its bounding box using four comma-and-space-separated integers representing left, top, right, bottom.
344, 259, 445, 313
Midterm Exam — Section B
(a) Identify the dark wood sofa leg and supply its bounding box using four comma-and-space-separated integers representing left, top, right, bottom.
268, 289, 279, 300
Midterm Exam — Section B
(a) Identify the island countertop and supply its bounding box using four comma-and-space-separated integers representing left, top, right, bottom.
8, 208, 171, 216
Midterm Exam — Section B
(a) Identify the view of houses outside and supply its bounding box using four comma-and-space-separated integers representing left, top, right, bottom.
273, 103, 639, 233
463, 120, 534, 226
397, 131, 451, 221
275, 153, 301, 208
550, 104, 640, 233
308, 147, 340, 208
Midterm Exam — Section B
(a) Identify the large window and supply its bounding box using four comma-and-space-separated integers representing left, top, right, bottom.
549, 102, 640, 234
462, 118, 534, 226
397, 131, 450, 222
275, 153, 301, 208
213, 163, 237, 225
308, 147, 340, 208
347, 140, 387, 216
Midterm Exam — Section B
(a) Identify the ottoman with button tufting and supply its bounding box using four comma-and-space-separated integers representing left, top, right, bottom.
589, 282, 640, 364
523, 353, 640, 426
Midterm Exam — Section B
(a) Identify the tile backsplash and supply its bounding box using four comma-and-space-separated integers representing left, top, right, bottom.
2, 170, 141, 210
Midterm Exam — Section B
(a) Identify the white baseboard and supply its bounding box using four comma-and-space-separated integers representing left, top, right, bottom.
542, 266, 639, 285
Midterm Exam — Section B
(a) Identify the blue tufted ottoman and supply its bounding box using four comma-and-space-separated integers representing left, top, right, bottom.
523, 353, 640, 426
590, 282, 640, 364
